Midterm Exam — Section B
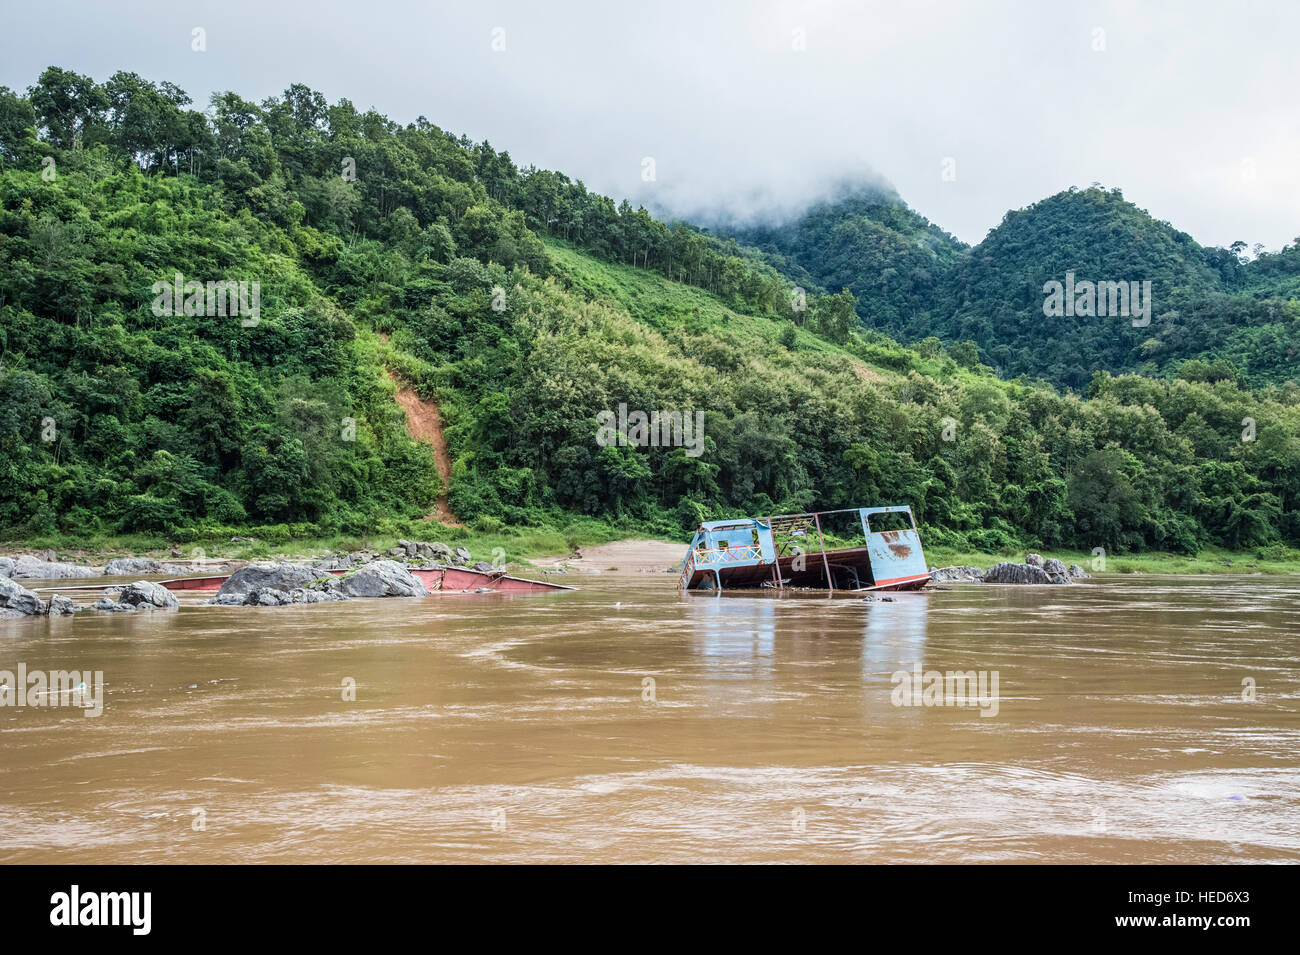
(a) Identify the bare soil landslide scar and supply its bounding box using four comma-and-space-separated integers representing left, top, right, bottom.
677, 505, 931, 595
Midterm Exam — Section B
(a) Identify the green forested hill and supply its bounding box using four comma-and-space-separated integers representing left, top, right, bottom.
725, 185, 967, 338
1, 68, 1298, 556
931, 187, 1300, 388
738, 183, 1300, 390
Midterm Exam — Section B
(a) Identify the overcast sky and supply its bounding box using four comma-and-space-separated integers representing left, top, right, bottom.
3, 0, 1297, 249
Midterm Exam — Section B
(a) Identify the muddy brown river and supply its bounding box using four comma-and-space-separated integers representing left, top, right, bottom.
1, 574, 1297, 863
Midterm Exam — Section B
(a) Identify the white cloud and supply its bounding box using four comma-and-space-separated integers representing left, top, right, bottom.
3, 0, 1297, 249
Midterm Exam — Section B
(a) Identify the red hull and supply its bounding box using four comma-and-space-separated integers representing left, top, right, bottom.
160, 575, 232, 591
157, 566, 573, 594
412, 567, 573, 593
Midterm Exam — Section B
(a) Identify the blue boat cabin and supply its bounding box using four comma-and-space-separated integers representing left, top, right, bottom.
678, 506, 930, 595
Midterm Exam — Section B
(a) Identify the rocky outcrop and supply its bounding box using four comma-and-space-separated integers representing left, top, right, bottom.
215, 586, 349, 606
120, 581, 180, 609
119, 581, 179, 609
47, 595, 79, 615
104, 557, 162, 575
87, 580, 179, 612
314, 541, 476, 571
0, 577, 46, 616
339, 560, 427, 598
205, 559, 431, 605
102, 557, 195, 576
215, 564, 320, 598
958, 554, 1089, 584
313, 554, 357, 571
0, 557, 14, 578
982, 561, 1054, 584
391, 539, 458, 561
92, 597, 132, 612
929, 565, 985, 583
1, 581, 84, 616
9, 555, 98, 579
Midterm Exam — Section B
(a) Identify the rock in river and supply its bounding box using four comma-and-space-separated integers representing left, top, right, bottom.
47, 595, 79, 615
243, 587, 348, 606
104, 557, 160, 575
982, 561, 1055, 585
929, 565, 985, 583
216, 564, 321, 598
102, 556, 201, 576
88, 580, 178, 612
339, 560, 427, 598
93, 597, 133, 612
0, 577, 47, 616
10, 555, 97, 579
116, 581, 179, 610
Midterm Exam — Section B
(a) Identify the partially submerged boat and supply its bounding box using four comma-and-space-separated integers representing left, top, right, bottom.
40, 565, 573, 596
677, 506, 930, 595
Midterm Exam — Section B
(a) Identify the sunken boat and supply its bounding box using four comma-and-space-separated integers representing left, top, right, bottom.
160, 566, 574, 595
45, 565, 573, 596
677, 506, 931, 595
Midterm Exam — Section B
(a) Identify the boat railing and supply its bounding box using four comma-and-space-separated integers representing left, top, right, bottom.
691, 544, 763, 567
678, 544, 766, 593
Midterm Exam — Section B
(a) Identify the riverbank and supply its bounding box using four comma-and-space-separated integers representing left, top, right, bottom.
925, 545, 1300, 577
0, 523, 642, 577
3, 528, 1299, 578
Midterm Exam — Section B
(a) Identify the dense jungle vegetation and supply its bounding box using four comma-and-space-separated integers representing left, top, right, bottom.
1, 67, 1297, 556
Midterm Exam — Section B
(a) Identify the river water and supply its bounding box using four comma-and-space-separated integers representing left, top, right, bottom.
1, 574, 1297, 863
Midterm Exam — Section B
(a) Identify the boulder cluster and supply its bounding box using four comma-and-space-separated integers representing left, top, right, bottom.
929, 553, 1091, 586
103, 557, 195, 576
1, 577, 179, 618
0, 554, 99, 579
0, 577, 64, 618
0, 552, 217, 579
1, 538, 497, 618
316, 539, 497, 574
91, 581, 180, 613
202, 560, 428, 607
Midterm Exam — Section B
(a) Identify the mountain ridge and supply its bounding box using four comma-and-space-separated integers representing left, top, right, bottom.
0, 66, 1297, 557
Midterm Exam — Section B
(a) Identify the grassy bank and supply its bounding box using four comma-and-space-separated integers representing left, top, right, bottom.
5, 526, 1300, 576
925, 544, 1300, 576
0, 520, 650, 570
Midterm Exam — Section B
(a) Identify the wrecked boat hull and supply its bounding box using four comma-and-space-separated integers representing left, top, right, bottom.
151, 567, 573, 594
679, 505, 931, 595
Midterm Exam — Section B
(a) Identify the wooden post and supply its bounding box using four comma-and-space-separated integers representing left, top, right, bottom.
812, 512, 834, 593
767, 516, 782, 592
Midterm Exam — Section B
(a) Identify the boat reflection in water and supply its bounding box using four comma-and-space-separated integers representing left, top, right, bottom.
684, 586, 931, 694
861, 594, 930, 683
687, 595, 776, 681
